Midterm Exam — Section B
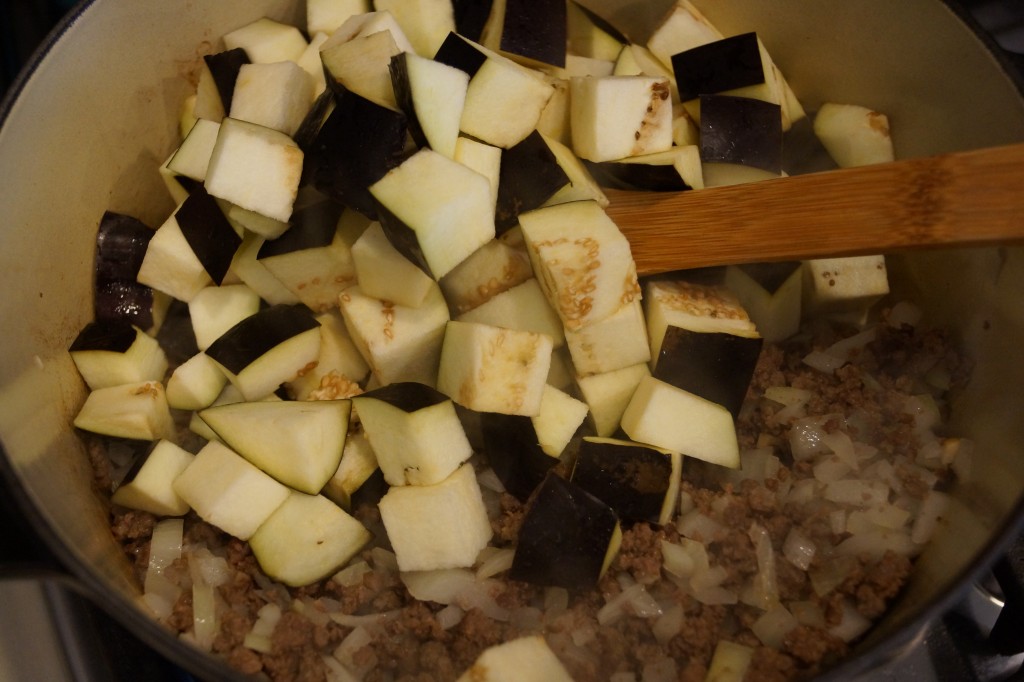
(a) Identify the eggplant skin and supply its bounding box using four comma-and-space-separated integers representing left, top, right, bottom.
583, 159, 690, 192
672, 32, 764, 102
70, 319, 138, 353
175, 185, 242, 285
95, 211, 154, 282
500, 0, 567, 68
480, 412, 559, 501
203, 48, 249, 111
699, 94, 782, 174
496, 130, 570, 232
653, 326, 763, 419
434, 32, 487, 77
571, 439, 671, 523
509, 473, 618, 591
94, 280, 157, 329
451, 0, 493, 42
357, 381, 450, 413
206, 304, 320, 375
735, 261, 801, 294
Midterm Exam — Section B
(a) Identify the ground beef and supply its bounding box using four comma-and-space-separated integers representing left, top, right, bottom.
94, 311, 968, 682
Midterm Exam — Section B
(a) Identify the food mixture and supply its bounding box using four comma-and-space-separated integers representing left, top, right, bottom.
87, 304, 970, 682
68, 2, 975, 681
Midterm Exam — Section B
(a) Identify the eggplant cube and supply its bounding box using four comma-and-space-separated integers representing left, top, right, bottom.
166, 118, 221, 183
378, 463, 493, 572
370, 149, 495, 280
434, 33, 555, 149
228, 231, 302, 306
351, 222, 435, 309
480, 411, 561, 501
802, 255, 890, 316
73, 380, 174, 441
518, 200, 639, 331
322, 429, 378, 509
352, 382, 473, 487
339, 284, 449, 388
204, 117, 304, 223
249, 490, 371, 587
570, 76, 673, 162
672, 33, 779, 105
222, 17, 308, 64
644, 0, 723, 68
565, 299, 651, 376
376, 0, 456, 58
437, 320, 553, 417
508, 474, 621, 590
307, 0, 371, 35
172, 440, 290, 540
390, 52, 468, 160
575, 362, 650, 437
654, 325, 763, 419
136, 206, 215, 303
645, 279, 758, 361
439, 239, 532, 315
200, 399, 352, 494
724, 261, 803, 342
229, 61, 314, 137
69, 320, 168, 391
456, 279, 565, 349
111, 440, 194, 516
571, 436, 681, 525
256, 201, 359, 313
532, 384, 589, 458
495, 130, 570, 232
457, 636, 574, 682
813, 102, 894, 168
699, 94, 783, 174
321, 28, 403, 109
205, 304, 322, 401
286, 310, 369, 401
620, 376, 739, 469
452, 137, 502, 211
188, 284, 261, 352
165, 352, 228, 411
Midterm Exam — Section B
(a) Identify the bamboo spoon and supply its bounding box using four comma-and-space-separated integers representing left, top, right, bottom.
606, 142, 1024, 277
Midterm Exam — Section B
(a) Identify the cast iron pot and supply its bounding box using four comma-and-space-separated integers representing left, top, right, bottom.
1, 1, 1023, 680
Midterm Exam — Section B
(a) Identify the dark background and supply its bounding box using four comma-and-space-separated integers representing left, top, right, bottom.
2, 0, 1024, 98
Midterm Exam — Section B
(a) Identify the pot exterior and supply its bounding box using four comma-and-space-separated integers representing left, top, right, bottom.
1, 1, 1022, 680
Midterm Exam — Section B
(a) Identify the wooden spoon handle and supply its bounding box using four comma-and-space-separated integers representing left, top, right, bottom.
606, 142, 1024, 276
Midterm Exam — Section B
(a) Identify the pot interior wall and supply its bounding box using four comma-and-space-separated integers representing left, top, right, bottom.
0, 0, 1022, 679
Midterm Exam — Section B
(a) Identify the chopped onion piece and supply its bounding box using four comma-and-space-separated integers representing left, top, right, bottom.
661, 538, 708, 579
824, 478, 889, 507
751, 604, 799, 649
803, 350, 846, 374
747, 523, 778, 608
790, 415, 845, 460
139, 590, 174, 621
764, 386, 812, 407
192, 581, 217, 652
370, 547, 398, 573
243, 633, 273, 654
597, 583, 662, 625
825, 327, 877, 362
476, 466, 506, 493
829, 600, 872, 642
887, 301, 922, 328
911, 490, 949, 545
436, 604, 464, 630
830, 509, 847, 535
782, 528, 816, 571
476, 547, 515, 580
190, 547, 231, 587
641, 657, 678, 682
691, 585, 739, 606
334, 626, 376, 678
676, 510, 727, 543
333, 560, 372, 588
809, 555, 857, 597
652, 603, 684, 644
822, 430, 858, 469
789, 600, 826, 628
329, 610, 400, 629
835, 528, 914, 558
322, 655, 360, 682
250, 602, 282, 639
786, 479, 817, 505
813, 455, 852, 484
144, 519, 183, 612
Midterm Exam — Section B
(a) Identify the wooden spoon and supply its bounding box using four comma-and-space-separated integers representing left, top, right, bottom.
606, 142, 1024, 277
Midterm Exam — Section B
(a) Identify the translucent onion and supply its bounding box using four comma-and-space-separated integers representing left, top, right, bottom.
249, 602, 282, 639
329, 610, 400, 629
825, 327, 877, 362
824, 479, 889, 507
652, 604, 684, 644
789, 415, 845, 460
661, 538, 708, 579
690, 585, 738, 606
333, 560, 372, 588
835, 528, 914, 558
242, 633, 273, 653
782, 528, 816, 571
369, 547, 398, 573
809, 555, 857, 597
476, 547, 515, 580
597, 583, 663, 625
887, 301, 922, 328
803, 350, 847, 374
144, 518, 183, 591
322, 655, 360, 682
334, 626, 376, 678
746, 524, 778, 608
751, 604, 799, 649
436, 604, 464, 630
476, 467, 506, 493
822, 431, 858, 470
789, 600, 826, 628
676, 510, 727, 543
192, 581, 217, 652
911, 490, 949, 545
813, 455, 853, 484
829, 600, 872, 642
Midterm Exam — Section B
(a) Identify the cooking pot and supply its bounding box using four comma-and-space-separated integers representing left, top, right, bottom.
1, 1, 1023, 680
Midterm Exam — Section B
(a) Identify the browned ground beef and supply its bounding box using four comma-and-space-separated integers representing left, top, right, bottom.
94, 309, 969, 682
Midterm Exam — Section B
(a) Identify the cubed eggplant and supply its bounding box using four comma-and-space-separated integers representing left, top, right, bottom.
653, 325, 763, 419
570, 436, 681, 525
495, 130, 570, 232
672, 32, 765, 103
699, 94, 782, 173
508, 473, 621, 591
480, 412, 561, 501
70, 319, 169, 391
175, 185, 242, 285
389, 51, 468, 160
93, 211, 161, 329
497, 0, 567, 68
452, 0, 494, 42
203, 47, 250, 114
309, 90, 410, 219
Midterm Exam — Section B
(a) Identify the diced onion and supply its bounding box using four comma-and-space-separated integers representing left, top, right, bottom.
822, 431, 858, 469
813, 455, 853, 484
144, 518, 183, 607
243, 633, 273, 654
322, 655, 360, 682
652, 604, 684, 644
192, 582, 217, 652
511, 606, 544, 631
782, 528, 816, 571
803, 350, 847, 374
887, 301, 922, 328
476, 467, 506, 493
825, 327, 877, 362
476, 547, 515, 580
597, 583, 662, 625
250, 603, 282, 639
334, 626, 376, 678
436, 604, 464, 630
835, 528, 914, 558
661, 538, 708, 579
641, 657, 678, 682
751, 604, 799, 649
790, 415, 845, 460
690, 585, 738, 606
911, 490, 949, 545
824, 479, 889, 507
369, 548, 398, 574
789, 600, 826, 628
329, 610, 400, 629
747, 524, 778, 608
829, 509, 847, 535
676, 510, 727, 543
829, 600, 872, 642
333, 560, 372, 588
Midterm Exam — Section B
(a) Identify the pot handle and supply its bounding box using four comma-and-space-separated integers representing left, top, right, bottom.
988, 540, 1024, 656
